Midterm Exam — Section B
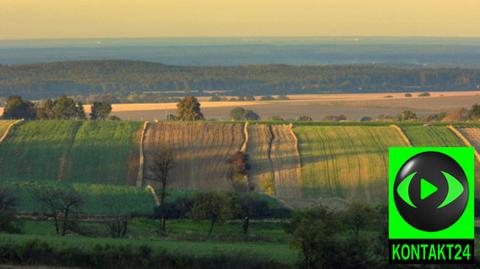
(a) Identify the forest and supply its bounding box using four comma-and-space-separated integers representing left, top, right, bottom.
1, 60, 480, 100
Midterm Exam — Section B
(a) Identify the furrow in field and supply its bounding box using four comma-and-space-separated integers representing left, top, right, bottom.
0, 121, 83, 181
246, 124, 275, 195
295, 125, 408, 206
143, 122, 243, 191
401, 126, 464, 147
63, 121, 143, 185
270, 125, 302, 202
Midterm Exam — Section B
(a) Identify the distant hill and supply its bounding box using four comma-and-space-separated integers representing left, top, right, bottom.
2, 60, 480, 99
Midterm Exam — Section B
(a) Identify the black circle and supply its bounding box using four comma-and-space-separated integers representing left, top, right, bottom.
394, 151, 468, 231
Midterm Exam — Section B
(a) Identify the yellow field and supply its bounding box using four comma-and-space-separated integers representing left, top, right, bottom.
295, 125, 408, 205
0, 120, 14, 141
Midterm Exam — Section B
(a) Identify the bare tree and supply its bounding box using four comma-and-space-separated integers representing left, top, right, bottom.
149, 146, 174, 232
102, 197, 130, 238
35, 186, 83, 236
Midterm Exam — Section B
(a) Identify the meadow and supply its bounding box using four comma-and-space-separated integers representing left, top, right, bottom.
0, 180, 156, 216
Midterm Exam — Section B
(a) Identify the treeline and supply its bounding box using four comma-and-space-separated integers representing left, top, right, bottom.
1, 96, 114, 120
1, 60, 480, 99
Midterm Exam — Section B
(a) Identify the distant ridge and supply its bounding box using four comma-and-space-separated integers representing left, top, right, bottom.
1, 60, 480, 99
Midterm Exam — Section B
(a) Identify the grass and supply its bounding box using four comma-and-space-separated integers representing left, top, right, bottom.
0, 180, 156, 216
0, 233, 297, 265
63, 121, 142, 185
21, 218, 290, 243
295, 125, 408, 204
401, 126, 465, 146
0, 121, 82, 181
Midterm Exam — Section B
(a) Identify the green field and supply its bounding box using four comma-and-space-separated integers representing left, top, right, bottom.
401, 125, 465, 146
0, 233, 296, 266
0, 121, 82, 181
0, 180, 156, 216
0, 120, 142, 184
295, 125, 408, 204
63, 121, 142, 185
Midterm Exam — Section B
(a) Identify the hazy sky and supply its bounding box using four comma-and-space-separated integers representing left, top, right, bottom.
1, 0, 480, 39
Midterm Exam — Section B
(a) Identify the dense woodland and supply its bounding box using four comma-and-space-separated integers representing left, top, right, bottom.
1, 60, 480, 100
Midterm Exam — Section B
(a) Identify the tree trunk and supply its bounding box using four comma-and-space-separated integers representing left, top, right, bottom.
208, 218, 216, 236
242, 216, 250, 234
159, 180, 167, 232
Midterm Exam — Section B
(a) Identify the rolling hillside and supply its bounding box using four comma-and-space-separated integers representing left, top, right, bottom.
294, 125, 408, 205
2, 120, 479, 208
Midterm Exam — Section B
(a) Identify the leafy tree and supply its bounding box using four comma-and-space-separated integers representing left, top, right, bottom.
277, 95, 289, 100
209, 95, 222, 101
0, 188, 21, 233
468, 104, 480, 120
190, 192, 233, 236
404, 93, 412, 97
229, 107, 246, 121
342, 202, 374, 236
297, 115, 313, 121
360, 116, 372, 122
287, 206, 379, 269
270, 115, 284, 121
176, 96, 204, 121
90, 101, 112, 120
323, 114, 347, 121
398, 110, 417, 121
36, 99, 55, 119
260, 95, 274, 101
149, 146, 174, 232
232, 193, 270, 235
226, 151, 251, 192
52, 96, 82, 119
35, 185, 84, 236
244, 110, 260, 120
418, 92, 431, 97
2, 96, 36, 120
166, 114, 177, 121
245, 96, 256, 101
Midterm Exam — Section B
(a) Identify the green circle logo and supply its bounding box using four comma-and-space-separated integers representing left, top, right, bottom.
394, 151, 468, 231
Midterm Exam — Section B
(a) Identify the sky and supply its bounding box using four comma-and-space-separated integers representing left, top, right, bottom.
1, 0, 480, 40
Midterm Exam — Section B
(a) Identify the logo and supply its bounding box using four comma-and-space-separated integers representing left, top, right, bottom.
389, 147, 474, 264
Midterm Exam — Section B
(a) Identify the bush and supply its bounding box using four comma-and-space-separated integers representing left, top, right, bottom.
259, 96, 274, 101
418, 92, 431, 97
297, 115, 312, 121
277, 95, 289, 100
404, 93, 412, 97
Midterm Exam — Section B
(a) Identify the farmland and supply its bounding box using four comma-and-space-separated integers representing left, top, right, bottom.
0, 120, 14, 140
143, 121, 244, 191
294, 125, 408, 205
400, 125, 465, 146
0, 180, 156, 216
0, 120, 82, 181
62, 121, 142, 185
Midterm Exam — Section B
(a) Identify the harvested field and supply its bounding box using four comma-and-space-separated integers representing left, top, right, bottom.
0, 121, 82, 181
457, 128, 480, 149
143, 122, 244, 191
63, 121, 143, 185
401, 126, 464, 146
295, 125, 408, 205
270, 125, 302, 203
246, 124, 274, 195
